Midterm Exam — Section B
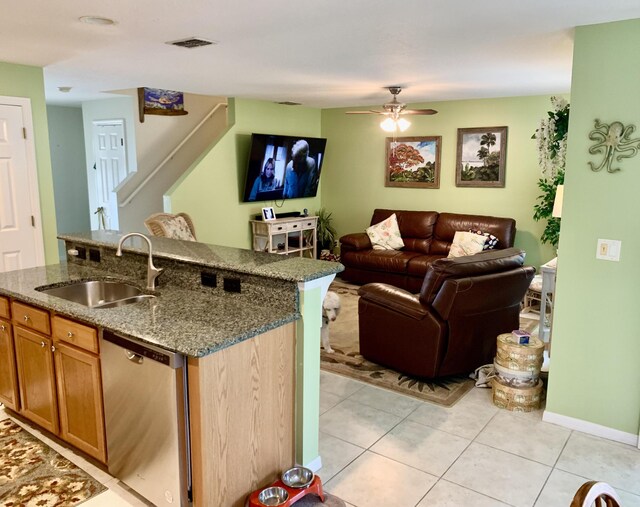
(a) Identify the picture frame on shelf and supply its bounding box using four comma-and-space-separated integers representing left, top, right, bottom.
456, 126, 508, 188
385, 136, 441, 189
262, 207, 276, 221
137, 87, 188, 123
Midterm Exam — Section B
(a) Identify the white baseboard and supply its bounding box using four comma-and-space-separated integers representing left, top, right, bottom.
543, 410, 639, 447
304, 455, 323, 473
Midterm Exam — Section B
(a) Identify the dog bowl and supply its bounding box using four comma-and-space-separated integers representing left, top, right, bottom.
281, 466, 314, 489
258, 487, 289, 506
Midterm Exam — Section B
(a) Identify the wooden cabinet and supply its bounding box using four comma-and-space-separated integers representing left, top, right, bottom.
8, 301, 106, 463
14, 326, 59, 433
0, 296, 20, 411
251, 216, 317, 257
52, 316, 106, 462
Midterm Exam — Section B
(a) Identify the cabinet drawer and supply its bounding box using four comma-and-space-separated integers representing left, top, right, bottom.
11, 301, 50, 335
52, 316, 98, 354
0, 296, 9, 319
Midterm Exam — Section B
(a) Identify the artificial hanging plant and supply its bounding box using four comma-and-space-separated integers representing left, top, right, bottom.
532, 96, 569, 249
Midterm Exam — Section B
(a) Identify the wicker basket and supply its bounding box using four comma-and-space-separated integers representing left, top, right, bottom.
491, 377, 544, 412
495, 333, 544, 374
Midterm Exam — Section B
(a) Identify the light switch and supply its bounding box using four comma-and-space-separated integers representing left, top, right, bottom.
596, 239, 621, 261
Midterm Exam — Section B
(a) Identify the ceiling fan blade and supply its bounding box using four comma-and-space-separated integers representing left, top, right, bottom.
345, 110, 386, 115
400, 109, 438, 116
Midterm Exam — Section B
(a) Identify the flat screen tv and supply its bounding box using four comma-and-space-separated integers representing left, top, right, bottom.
242, 133, 327, 202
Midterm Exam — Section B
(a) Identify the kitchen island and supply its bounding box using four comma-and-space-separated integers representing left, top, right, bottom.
0, 231, 343, 507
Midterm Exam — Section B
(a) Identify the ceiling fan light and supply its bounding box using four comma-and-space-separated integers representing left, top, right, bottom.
380, 117, 397, 132
397, 118, 411, 132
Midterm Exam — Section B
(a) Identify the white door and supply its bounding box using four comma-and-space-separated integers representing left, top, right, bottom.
0, 99, 44, 272
91, 120, 129, 231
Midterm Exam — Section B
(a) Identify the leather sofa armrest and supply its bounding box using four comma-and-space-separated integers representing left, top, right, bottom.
340, 233, 371, 250
358, 283, 429, 320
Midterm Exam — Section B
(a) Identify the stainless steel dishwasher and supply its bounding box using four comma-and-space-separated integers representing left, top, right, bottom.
101, 330, 192, 506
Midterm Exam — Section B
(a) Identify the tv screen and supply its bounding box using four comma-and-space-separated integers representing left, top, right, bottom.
242, 133, 327, 202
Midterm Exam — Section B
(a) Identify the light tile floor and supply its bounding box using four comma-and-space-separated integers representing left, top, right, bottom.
319, 370, 640, 507
2, 373, 640, 507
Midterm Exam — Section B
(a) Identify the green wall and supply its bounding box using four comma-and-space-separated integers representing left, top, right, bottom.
321, 95, 560, 269
0, 62, 57, 264
47, 105, 90, 260
168, 98, 322, 248
546, 19, 640, 436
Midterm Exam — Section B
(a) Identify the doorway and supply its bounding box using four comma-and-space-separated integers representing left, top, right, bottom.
90, 120, 130, 231
0, 97, 44, 272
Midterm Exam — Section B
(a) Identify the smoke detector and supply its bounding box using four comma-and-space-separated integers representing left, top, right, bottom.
166, 37, 217, 49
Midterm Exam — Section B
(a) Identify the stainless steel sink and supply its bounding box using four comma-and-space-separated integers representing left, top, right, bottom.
36, 280, 156, 309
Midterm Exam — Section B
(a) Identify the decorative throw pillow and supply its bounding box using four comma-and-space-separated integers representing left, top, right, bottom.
469, 229, 499, 250
448, 231, 486, 258
366, 213, 405, 251
160, 216, 196, 241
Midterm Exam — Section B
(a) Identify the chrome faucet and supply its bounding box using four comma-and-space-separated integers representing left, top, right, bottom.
116, 233, 163, 291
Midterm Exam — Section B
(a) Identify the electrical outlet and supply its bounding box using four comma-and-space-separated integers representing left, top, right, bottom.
596, 239, 621, 261
201, 272, 217, 288
223, 277, 241, 293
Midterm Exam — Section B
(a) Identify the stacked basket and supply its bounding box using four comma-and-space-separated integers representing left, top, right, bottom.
492, 333, 544, 412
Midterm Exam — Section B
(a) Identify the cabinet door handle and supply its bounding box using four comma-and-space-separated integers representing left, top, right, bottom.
40, 341, 45, 348
24, 315, 30, 322
0, 324, 5, 331
67, 331, 74, 338
51, 345, 56, 352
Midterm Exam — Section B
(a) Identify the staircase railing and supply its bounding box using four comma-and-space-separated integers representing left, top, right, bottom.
120, 102, 227, 207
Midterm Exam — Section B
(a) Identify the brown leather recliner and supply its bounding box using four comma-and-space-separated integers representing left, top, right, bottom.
358, 248, 535, 379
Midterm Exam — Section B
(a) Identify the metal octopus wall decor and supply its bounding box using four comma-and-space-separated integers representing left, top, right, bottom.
588, 119, 640, 173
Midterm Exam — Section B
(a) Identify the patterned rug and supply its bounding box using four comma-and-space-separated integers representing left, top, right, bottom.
321, 279, 539, 407
0, 419, 106, 506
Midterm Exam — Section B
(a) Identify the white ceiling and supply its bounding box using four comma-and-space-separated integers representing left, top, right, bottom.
4, 0, 640, 108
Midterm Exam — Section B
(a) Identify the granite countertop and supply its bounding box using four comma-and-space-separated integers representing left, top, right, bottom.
59, 230, 343, 283
0, 263, 300, 358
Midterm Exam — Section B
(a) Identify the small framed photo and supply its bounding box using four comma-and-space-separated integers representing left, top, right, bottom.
456, 126, 508, 187
262, 207, 276, 221
385, 136, 441, 188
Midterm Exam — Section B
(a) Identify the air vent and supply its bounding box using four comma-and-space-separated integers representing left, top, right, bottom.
276, 101, 302, 106
166, 37, 216, 49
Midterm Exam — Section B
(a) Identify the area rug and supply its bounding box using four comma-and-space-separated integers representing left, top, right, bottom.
290, 492, 345, 506
0, 419, 106, 506
321, 279, 539, 407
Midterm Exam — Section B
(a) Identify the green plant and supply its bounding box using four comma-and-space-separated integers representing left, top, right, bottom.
533, 170, 564, 248
532, 96, 570, 248
316, 208, 337, 253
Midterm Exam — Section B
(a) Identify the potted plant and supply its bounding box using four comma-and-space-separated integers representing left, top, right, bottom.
315, 208, 337, 259
532, 96, 570, 249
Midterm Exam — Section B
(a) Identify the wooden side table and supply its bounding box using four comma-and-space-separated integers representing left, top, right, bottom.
250, 216, 318, 258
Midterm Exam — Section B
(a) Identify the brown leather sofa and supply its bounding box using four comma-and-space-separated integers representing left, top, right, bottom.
340, 209, 516, 293
358, 248, 535, 379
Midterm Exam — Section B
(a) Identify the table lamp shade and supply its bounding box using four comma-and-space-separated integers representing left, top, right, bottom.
552, 185, 564, 218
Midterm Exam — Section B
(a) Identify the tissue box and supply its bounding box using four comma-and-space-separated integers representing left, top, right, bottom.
511, 330, 530, 345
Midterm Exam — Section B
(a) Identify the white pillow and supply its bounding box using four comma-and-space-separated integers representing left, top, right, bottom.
366, 213, 405, 251
448, 231, 487, 258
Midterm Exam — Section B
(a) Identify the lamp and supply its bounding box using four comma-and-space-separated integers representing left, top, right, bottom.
380, 115, 411, 132
552, 184, 564, 218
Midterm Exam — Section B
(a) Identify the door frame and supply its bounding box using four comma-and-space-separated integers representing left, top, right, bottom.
0, 95, 44, 267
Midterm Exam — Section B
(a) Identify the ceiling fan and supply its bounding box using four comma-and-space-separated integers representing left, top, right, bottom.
346, 87, 437, 132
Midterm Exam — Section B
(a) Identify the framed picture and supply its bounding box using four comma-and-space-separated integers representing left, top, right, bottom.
262, 207, 276, 221
137, 87, 188, 123
385, 136, 441, 188
456, 126, 508, 187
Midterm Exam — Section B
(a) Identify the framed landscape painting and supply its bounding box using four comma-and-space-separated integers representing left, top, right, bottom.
455, 126, 508, 187
385, 136, 441, 188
